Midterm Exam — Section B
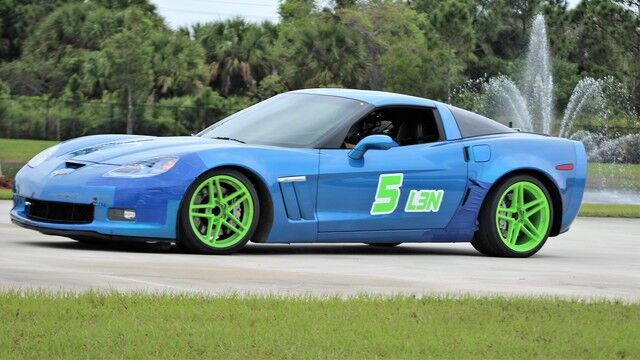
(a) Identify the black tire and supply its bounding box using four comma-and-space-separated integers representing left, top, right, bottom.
471, 175, 553, 258
367, 243, 402, 247
178, 169, 260, 255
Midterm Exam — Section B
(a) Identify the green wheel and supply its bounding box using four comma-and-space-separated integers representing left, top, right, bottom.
179, 169, 259, 254
472, 175, 553, 257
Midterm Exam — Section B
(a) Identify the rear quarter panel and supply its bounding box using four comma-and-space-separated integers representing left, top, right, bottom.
464, 133, 586, 234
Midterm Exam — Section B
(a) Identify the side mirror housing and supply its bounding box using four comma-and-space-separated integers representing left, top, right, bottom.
348, 135, 398, 160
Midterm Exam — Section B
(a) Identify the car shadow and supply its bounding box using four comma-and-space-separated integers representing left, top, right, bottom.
19, 239, 483, 256
240, 243, 481, 256
19, 240, 177, 253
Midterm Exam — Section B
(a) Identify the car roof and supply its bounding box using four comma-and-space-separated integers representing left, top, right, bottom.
291, 88, 438, 108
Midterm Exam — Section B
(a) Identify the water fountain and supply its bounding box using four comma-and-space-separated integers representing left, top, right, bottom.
478, 14, 640, 204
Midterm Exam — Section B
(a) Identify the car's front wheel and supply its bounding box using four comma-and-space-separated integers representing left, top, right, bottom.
472, 175, 553, 258
179, 169, 260, 255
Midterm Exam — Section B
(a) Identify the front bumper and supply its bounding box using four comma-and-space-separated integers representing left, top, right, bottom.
10, 158, 198, 240
10, 195, 180, 240
11, 216, 170, 243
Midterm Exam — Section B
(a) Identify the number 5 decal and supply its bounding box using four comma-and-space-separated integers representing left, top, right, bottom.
370, 173, 404, 215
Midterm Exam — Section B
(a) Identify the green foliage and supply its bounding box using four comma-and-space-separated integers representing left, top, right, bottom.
430, 0, 476, 102
341, 1, 431, 95
277, 10, 367, 88
255, 74, 287, 101
0, 0, 638, 139
194, 19, 277, 96
150, 31, 205, 98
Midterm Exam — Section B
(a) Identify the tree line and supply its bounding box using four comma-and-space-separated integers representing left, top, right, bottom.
0, 0, 638, 140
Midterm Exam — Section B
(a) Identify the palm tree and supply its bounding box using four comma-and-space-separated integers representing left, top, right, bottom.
194, 19, 277, 96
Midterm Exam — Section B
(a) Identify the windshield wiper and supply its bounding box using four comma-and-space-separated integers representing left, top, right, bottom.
211, 136, 246, 144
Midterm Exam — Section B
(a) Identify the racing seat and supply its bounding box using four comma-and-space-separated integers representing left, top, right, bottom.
396, 120, 440, 146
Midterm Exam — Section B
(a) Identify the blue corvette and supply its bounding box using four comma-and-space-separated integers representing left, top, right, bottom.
10, 89, 586, 257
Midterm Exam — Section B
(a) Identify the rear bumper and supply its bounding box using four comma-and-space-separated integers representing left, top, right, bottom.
559, 142, 588, 233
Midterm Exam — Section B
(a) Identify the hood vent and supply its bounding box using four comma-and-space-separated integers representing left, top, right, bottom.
65, 162, 86, 169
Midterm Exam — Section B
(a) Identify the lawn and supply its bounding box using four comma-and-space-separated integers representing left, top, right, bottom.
579, 203, 640, 218
588, 162, 640, 191
0, 138, 58, 163
0, 188, 11, 200
0, 292, 638, 359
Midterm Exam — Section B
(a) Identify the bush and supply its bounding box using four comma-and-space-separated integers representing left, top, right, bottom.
0, 175, 13, 189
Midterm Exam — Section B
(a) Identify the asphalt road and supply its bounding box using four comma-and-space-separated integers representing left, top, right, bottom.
1, 201, 639, 301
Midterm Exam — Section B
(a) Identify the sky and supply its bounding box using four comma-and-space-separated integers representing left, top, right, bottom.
151, 0, 583, 29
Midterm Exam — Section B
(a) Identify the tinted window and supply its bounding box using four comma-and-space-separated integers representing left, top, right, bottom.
447, 105, 514, 137
198, 93, 369, 147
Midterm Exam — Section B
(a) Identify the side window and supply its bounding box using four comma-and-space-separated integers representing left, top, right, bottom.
342, 107, 442, 149
446, 105, 514, 137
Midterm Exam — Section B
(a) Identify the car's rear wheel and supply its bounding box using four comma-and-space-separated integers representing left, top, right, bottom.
472, 175, 553, 258
179, 169, 259, 255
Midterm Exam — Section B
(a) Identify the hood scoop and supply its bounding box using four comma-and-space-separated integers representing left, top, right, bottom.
65, 162, 86, 169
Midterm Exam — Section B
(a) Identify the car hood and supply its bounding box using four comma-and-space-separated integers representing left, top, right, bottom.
60, 136, 237, 165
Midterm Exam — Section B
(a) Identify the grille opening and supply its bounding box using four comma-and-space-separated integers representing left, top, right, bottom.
27, 199, 94, 224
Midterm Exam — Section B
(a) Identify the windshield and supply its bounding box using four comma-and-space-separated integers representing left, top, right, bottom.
197, 93, 370, 147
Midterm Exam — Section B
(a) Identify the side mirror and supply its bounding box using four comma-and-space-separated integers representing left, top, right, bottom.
348, 135, 398, 160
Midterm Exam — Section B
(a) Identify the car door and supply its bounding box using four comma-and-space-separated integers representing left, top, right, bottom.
316, 141, 468, 232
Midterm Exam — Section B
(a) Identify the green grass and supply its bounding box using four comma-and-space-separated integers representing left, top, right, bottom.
0, 188, 11, 200
579, 203, 640, 218
588, 163, 640, 191
0, 292, 638, 359
0, 138, 58, 163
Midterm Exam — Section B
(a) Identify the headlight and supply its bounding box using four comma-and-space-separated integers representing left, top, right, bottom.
104, 156, 179, 178
28, 144, 61, 168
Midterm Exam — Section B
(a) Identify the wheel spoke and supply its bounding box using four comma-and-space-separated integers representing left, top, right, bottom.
523, 198, 544, 211
498, 206, 516, 214
190, 212, 213, 219
205, 219, 215, 241
497, 213, 513, 222
222, 190, 245, 204
225, 211, 246, 230
522, 218, 540, 240
516, 184, 525, 208
506, 222, 516, 244
510, 186, 518, 209
221, 219, 243, 235
207, 180, 216, 206
214, 178, 224, 202
510, 223, 522, 245
191, 204, 215, 210
526, 203, 546, 217
212, 219, 223, 243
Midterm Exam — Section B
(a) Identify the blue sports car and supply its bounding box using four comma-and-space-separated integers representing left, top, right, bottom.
10, 89, 587, 257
